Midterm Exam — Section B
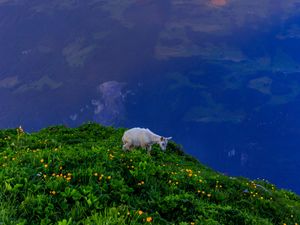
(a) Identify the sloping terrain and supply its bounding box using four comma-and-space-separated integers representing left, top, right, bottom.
0, 123, 300, 224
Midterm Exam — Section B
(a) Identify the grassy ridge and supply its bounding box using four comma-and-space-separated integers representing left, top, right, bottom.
0, 123, 299, 225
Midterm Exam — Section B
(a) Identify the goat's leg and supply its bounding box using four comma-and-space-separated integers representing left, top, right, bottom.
122, 142, 131, 151
146, 145, 152, 156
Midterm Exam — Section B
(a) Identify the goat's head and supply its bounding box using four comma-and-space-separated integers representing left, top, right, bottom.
158, 136, 172, 150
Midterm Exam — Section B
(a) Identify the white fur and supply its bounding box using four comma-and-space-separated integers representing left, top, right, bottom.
122, 128, 172, 153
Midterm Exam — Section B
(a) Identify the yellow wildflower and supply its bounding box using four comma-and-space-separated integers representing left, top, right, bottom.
40, 159, 44, 163
44, 164, 48, 168
138, 210, 143, 215
17, 126, 24, 134
146, 217, 152, 222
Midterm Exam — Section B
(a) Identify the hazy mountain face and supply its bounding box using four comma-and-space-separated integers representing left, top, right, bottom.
1, 0, 300, 193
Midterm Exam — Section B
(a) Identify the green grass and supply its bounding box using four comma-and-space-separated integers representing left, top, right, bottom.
0, 123, 299, 224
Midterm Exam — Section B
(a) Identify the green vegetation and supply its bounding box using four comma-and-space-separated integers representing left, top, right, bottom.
0, 123, 299, 225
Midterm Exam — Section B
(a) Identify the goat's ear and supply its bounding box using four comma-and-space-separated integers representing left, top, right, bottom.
160, 136, 164, 141
166, 137, 172, 140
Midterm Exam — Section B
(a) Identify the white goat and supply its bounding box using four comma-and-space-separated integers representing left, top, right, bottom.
122, 128, 172, 154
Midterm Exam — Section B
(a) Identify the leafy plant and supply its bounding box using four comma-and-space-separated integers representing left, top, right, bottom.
0, 123, 299, 224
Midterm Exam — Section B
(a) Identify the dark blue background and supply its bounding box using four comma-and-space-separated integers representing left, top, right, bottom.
0, 0, 300, 193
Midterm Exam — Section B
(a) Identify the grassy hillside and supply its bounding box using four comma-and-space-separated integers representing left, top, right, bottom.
0, 123, 299, 225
